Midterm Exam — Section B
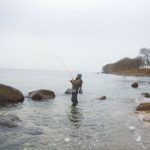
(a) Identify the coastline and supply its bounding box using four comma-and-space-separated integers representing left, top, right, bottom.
103, 69, 150, 77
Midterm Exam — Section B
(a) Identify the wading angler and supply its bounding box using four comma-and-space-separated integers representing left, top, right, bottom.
70, 74, 83, 106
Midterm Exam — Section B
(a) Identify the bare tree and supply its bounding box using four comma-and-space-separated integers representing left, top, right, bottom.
139, 48, 150, 68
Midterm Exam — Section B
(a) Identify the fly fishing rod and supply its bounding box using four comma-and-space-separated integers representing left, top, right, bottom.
42, 51, 74, 80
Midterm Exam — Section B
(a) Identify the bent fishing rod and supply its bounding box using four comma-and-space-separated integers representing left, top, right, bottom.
42, 52, 74, 80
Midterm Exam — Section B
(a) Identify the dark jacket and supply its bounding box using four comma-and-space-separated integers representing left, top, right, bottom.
71, 78, 82, 92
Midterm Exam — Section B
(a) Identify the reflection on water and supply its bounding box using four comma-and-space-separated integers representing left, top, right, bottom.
67, 105, 83, 129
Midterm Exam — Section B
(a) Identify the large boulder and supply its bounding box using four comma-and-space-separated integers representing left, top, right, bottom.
28, 89, 55, 100
136, 103, 150, 111
131, 82, 138, 88
0, 84, 24, 104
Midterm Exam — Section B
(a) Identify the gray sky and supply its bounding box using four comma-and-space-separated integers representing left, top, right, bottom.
0, 0, 150, 72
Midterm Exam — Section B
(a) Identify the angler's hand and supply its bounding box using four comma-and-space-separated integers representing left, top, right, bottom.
69, 78, 74, 82
79, 88, 83, 94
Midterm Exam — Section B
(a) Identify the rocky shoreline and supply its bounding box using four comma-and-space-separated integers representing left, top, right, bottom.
103, 68, 150, 77
113, 69, 150, 77
0, 83, 55, 105
0, 83, 56, 128
1, 81, 150, 127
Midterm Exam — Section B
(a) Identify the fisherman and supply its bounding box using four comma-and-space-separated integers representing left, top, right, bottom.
70, 74, 83, 106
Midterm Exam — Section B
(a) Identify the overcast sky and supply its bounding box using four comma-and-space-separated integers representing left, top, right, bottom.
0, 0, 150, 72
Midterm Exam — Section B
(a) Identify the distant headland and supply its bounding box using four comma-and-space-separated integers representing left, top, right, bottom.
102, 48, 150, 76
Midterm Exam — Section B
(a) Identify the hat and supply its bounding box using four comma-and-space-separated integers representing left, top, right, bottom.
77, 74, 82, 78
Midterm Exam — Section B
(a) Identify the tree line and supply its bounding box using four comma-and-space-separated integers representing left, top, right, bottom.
102, 48, 150, 73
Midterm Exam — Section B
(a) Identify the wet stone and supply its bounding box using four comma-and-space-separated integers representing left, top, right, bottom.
131, 82, 138, 88
0, 84, 24, 105
141, 93, 150, 98
0, 114, 21, 128
136, 103, 150, 111
28, 89, 55, 101
99, 96, 107, 100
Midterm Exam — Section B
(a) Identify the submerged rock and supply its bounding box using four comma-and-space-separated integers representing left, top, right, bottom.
141, 93, 150, 98
24, 127, 44, 135
136, 103, 150, 111
99, 96, 107, 100
0, 114, 21, 128
0, 84, 24, 104
65, 89, 73, 94
28, 89, 55, 100
143, 116, 150, 122
131, 82, 138, 88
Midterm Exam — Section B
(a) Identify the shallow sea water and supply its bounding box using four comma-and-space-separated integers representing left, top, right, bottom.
0, 69, 150, 150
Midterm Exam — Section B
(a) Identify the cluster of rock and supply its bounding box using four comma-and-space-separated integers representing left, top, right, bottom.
136, 91, 150, 122
0, 83, 55, 105
0, 84, 56, 128
97, 82, 140, 101
136, 102, 150, 122
1, 81, 150, 125
0, 80, 141, 105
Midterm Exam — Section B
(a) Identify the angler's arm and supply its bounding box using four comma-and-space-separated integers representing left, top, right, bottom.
70, 80, 77, 86
71, 80, 82, 86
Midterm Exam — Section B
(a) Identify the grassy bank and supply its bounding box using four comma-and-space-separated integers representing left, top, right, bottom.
112, 69, 150, 76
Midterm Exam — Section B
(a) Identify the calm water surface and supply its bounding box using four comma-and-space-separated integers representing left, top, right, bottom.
0, 69, 150, 150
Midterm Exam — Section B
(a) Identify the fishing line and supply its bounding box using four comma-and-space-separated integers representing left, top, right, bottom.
42, 51, 74, 80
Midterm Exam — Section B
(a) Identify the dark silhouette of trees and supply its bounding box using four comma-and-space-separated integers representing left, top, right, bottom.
102, 57, 143, 73
113, 57, 143, 70
102, 48, 150, 74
